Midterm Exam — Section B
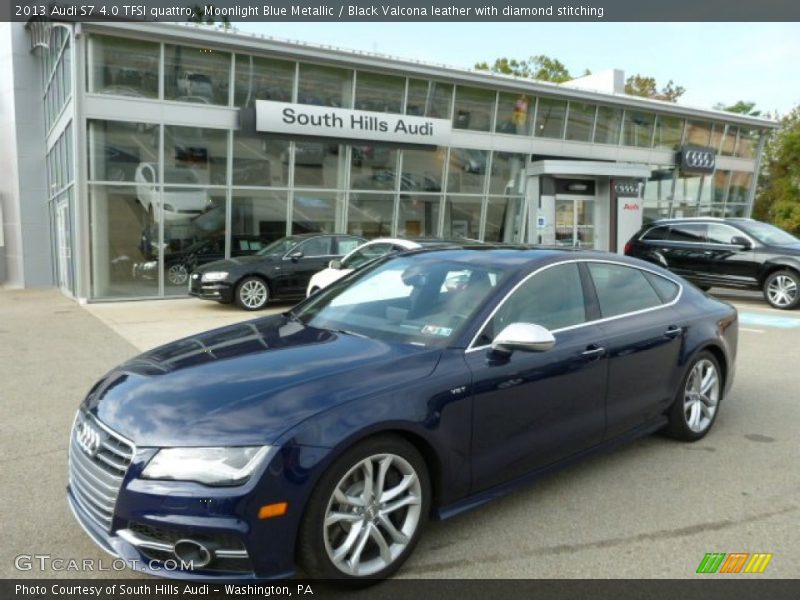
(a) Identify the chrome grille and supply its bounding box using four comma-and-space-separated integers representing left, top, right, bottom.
68, 410, 135, 531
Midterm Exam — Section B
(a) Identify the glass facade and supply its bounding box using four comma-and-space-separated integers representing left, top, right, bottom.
37, 29, 769, 300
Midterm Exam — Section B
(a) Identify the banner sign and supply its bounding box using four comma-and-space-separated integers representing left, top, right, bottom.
255, 100, 452, 146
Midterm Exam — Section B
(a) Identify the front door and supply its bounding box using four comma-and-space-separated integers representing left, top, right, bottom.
555, 197, 595, 248
467, 262, 607, 492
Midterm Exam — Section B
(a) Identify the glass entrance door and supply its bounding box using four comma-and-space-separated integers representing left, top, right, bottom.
555, 196, 594, 248
55, 197, 74, 295
555, 197, 595, 248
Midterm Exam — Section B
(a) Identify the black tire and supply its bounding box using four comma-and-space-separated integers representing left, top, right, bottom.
235, 276, 270, 311
297, 434, 431, 583
763, 269, 800, 310
664, 351, 723, 441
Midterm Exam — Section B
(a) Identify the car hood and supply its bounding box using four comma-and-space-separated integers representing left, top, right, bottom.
84, 314, 442, 447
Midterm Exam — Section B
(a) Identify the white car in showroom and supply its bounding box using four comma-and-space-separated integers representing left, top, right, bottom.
306, 238, 446, 297
134, 163, 213, 223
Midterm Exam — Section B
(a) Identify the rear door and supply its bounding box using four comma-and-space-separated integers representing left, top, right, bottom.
585, 262, 685, 438
706, 223, 758, 286
662, 223, 715, 281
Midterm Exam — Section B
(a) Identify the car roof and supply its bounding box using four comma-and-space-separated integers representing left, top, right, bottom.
288, 232, 365, 240
399, 245, 639, 271
650, 217, 755, 225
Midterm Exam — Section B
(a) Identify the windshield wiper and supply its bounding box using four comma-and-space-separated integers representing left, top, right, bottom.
325, 327, 367, 338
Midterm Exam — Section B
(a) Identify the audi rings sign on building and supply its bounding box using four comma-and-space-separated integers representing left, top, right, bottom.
679, 146, 717, 174
614, 180, 641, 198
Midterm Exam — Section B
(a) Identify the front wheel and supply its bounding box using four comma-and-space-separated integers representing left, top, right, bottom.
167, 264, 188, 286
297, 435, 430, 582
763, 270, 800, 310
665, 351, 722, 441
235, 276, 270, 310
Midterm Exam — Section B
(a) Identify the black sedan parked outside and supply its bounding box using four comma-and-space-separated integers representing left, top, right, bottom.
625, 217, 800, 309
70, 247, 737, 582
190, 233, 365, 310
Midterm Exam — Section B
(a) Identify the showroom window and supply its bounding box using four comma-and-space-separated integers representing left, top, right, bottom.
232, 131, 290, 187
709, 123, 725, 153
164, 44, 231, 106
593, 105, 623, 145
443, 195, 482, 239
401, 147, 445, 193
685, 120, 712, 147
87, 35, 159, 99
535, 98, 567, 139
453, 86, 495, 132
88, 119, 158, 183
653, 115, 684, 150
397, 194, 441, 238
565, 101, 596, 142
720, 125, 739, 156
489, 152, 525, 195
234, 54, 294, 106
298, 63, 353, 108
163, 126, 229, 186
735, 129, 760, 159
293, 142, 346, 189
355, 71, 405, 113
622, 110, 655, 147
291, 191, 344, 234
406, 79, 452, 119
728, 171, 752, 204
231, 189, 289, 242
496, 92, 532, 136
484, 196, 522, 243
347, 193, 396, 237
448, 148, 488, 194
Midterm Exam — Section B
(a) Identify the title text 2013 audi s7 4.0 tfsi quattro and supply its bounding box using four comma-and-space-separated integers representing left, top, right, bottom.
68, 247, 737, 581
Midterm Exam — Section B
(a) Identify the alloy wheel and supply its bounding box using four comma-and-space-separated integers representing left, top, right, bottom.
167, 264, 188, 286
323, 453, 422, 577
766, 274, 798, 308
239, 279, 268, 309
683, 359, 719, 433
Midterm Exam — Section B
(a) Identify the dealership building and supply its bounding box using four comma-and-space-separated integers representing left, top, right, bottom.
0, 20, 778, 301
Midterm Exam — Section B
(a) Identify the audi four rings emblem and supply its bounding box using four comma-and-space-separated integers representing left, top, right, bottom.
76, 419, 102, 457
615, 183, 639, 196
685, 150, 715, 169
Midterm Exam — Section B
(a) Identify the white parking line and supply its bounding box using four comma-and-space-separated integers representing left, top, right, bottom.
740, 327, 765, 333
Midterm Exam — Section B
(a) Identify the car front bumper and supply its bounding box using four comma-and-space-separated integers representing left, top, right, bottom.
189, 276, 234, 303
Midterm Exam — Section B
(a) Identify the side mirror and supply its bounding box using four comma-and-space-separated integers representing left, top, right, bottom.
731, 236, 752, 249
491, 323, 555, 354
329, 259, 342, 269
288, 250, 304, 261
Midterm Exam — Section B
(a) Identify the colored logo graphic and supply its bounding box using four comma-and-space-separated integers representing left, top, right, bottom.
696, 552, 773, 574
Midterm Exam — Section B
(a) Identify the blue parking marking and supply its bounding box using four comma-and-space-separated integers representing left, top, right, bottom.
739, 312, 800, 329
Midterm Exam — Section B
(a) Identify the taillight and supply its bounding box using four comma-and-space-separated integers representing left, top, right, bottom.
624, 241, 633, 254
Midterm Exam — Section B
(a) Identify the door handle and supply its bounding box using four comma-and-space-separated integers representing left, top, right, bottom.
664, 326, 683, 339
581, 345, 606, 360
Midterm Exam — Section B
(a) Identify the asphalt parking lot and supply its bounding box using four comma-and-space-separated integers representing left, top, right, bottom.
1, 287, 798, 579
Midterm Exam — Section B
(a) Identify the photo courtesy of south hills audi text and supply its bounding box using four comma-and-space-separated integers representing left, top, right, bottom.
14, 583, 315, 597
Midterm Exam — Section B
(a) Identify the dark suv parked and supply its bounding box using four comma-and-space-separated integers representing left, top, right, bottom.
625, 218, 800, 309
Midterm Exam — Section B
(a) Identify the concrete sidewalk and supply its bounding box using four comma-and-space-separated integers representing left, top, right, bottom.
0, 288, 139, 577
83, 297, 292, 351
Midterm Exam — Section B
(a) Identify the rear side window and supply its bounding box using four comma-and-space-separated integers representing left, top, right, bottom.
668, 223, 706, 242
336, 237, 363, 255
642, 226, 670, 241
644, 272, 680, 302
297, 236, 332, 257
588, 263, 663, 318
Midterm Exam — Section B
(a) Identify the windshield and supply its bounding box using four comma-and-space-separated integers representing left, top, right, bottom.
257, 237, 302, 256
294, 254, 510, 347
736, 221, 798, 245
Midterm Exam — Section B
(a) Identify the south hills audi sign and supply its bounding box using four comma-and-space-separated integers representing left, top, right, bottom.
254, 100, 452, 146
678, 145, 717, 174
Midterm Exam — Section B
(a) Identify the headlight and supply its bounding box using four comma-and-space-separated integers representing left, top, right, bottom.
142, 446, 271, 486
202, 271, 229, 282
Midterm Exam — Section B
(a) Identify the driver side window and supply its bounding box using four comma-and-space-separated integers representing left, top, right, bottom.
296, 237, 332, 257
476, 263, 587, 346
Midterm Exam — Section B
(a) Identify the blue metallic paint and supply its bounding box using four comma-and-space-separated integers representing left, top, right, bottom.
69, 248, 738, 580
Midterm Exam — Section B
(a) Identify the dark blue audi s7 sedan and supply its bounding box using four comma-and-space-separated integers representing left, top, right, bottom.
68, 246, 738, 581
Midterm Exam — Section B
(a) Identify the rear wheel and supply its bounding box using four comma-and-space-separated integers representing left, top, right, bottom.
167, 264, 189, 286
235, 276, 269, 310
665, 351, 722, 441
763, 270, 800, 310
297, 435, 430, 582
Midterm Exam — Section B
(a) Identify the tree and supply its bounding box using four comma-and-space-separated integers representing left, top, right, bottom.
753, 105, 800, 234
624, 75, 685, 102
474, 55, 589, 83
713, 100, 762, 117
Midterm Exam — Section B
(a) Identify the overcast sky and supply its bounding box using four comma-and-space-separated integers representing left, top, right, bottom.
235, 22, 800, 118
